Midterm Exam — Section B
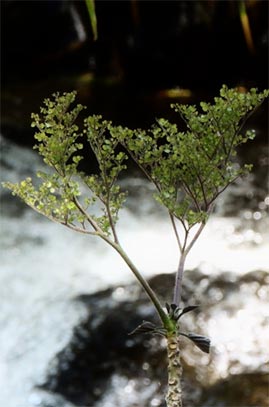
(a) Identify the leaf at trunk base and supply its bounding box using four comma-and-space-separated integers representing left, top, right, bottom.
165, 303, 199, 321
177, 305, 199, 319
129, 320, 166, 337
179, 332, 211, 354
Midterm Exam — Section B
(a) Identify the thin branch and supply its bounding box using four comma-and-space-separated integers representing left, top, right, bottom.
173, 203, 214, 306
104, 190, 119, 244
62, 222, 97, 235
224, 123, 239, 166
209, 109, 228, 157
124, 147, 162, 193
180, 180, 201, 213
185, 204, 213, 257
25, 201, 96, 235
224, 100, 260, 165
69, 192, 169, 325
185, 158, 208, 210
197, 173, 208, 208
99, 234, 169, 326
207, 173, 242, 206
185, 221, 206, 258
182, 226, 189, 253
72, 196, 103, 233
169, 213, 182, 252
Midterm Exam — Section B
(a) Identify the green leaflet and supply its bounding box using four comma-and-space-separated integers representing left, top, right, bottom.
3, 86, 268, 235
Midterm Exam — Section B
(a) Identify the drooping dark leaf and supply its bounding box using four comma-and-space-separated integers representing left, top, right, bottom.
129, 321, 166, 337
166, 303, 199, 321
179, 332, 211, 354
170, 303, 178, 312
177, 305, 199, 320
166, 303, 181, 320
165, 302, 170, 313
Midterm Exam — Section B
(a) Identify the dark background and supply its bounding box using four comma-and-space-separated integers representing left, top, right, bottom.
1, 0, 268, 145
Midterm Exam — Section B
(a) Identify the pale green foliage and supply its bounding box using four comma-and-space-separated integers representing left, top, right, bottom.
3, 86, 268, 236
116, 85, 269, 227
31, 91, 85, 175
4, 92, 87, 227
2, 86, 268, 407
2, 85, 268, 332
3, 91, 128, 236
83, 115, 128, 232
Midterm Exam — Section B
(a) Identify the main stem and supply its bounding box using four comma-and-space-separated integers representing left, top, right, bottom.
100, 233, 185, 406
166, 331, 183, 407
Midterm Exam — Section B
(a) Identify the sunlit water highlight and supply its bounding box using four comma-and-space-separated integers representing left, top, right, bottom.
0, 136, 268, 406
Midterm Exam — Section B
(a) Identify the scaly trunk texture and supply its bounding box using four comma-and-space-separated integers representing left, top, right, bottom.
165, 332, 183, 407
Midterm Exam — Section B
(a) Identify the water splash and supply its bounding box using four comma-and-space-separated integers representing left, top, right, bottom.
1, 136, 268, 406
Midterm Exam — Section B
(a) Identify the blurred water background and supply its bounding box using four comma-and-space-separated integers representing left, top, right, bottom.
1, 1, 268, 406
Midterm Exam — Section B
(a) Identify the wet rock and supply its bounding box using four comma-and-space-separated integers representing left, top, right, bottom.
41, 268, 269, 406
200, 372, 269, 407
41, 285, 164, 406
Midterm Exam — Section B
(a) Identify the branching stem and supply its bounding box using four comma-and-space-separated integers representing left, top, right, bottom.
173, 251, 187, 306
173, 218, 207, 306
72, 196, 102, 233
105, 189, 120, 244
99, 234, 169, 326
169, 213, 182, 252
69, 195, 168, 325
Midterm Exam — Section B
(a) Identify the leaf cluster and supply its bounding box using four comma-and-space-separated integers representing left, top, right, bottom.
116, 85, 268, 227
3, 86, 268, 238
82, 115, 128, 234
3, 91, 128, 237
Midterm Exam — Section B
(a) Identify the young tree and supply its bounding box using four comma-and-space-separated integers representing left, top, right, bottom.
3, 85, 268, 407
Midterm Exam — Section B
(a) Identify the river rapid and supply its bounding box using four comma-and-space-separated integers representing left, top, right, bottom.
0, 135, 268, 407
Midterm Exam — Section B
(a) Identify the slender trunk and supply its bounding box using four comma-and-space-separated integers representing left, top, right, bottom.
173, 252, 186, 306
173, 220, 207, 306
99, 235, 170, 326
165, 331, 183, 407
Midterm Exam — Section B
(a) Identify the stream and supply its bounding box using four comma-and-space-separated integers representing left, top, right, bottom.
0, 134, 269, 407
1, 1, 268, 405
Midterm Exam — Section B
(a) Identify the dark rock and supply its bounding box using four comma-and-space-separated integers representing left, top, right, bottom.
41, 269, 269, 406
200, 372, 269, 407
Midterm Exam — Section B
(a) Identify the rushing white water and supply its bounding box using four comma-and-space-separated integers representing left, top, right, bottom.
0, 136, 268, 407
